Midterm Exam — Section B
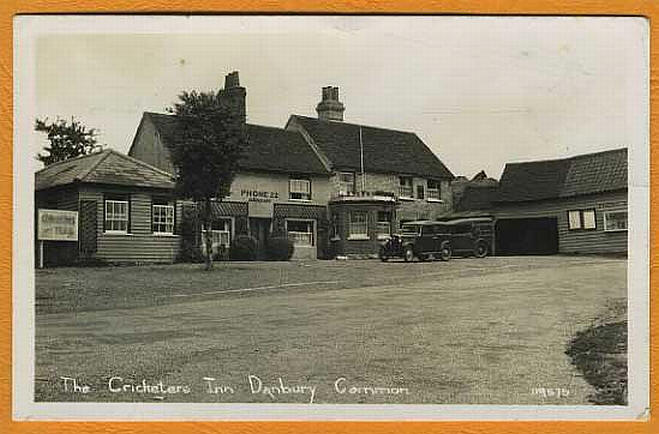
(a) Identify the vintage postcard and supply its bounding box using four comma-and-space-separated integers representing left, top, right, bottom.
12, 14, 649, 420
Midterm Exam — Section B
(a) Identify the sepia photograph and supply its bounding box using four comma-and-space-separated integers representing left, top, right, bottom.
12, 14, 649, 420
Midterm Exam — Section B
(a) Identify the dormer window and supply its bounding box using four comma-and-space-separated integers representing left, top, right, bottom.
289, 178, 311, 201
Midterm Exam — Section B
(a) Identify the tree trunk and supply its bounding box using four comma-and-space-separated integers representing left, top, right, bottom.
203, 199, 213, 270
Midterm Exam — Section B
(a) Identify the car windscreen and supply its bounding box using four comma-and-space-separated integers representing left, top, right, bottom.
401, 224, 422, 236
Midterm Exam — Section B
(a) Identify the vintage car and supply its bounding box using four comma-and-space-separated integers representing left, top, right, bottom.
442, 217, 494, 258
379, 217, 494, 262
379, 220, 452, 262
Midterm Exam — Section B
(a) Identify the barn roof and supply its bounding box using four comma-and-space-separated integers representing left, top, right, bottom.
287, 115, 454, 180
35, 149, 176, 191
496, 148, 627, 203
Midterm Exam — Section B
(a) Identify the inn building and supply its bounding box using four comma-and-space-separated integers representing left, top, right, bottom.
128, 72, 455, 259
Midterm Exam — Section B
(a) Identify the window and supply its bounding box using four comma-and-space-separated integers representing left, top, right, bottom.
399, 176, 413, 198
582, 210, 596, 229
604, 210, 628, 232
105, 198, 129, 233
201, 219, 232, 255
416, 185, 425, 200
338, 172, 355, 196
289, 178, 311, 201
427, 180, 441, 201
349, 211, 369, 239
152, 201, 174, 234
568, 209, 597, 230
287, 219, 314, 246
376, 211, 391, 239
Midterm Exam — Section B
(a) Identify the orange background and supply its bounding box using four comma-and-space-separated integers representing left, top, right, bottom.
0, 1, 655, 433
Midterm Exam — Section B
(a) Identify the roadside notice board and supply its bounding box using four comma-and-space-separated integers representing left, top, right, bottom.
37, 209, 78, 241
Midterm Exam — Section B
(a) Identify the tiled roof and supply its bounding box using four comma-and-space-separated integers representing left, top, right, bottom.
35, 149, 176, 191
455, 185, 499, 211
143, 112, 329, 175
287, 115, 454, 180
496, 148, 627, 203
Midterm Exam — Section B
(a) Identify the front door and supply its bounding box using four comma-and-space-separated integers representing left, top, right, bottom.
249, 218, 271, 260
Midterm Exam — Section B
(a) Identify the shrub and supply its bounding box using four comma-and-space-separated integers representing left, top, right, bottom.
266, 237, 295, 261
230, 235, 258, 261
177, 244, 205, 263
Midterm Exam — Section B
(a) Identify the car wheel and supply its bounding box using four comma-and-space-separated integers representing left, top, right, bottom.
439, 242, 452, 261
379, 246, 388, 262
474, 242, 489, 258
404, 246, 415, 262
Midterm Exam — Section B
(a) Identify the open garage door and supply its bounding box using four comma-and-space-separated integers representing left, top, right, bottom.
495, 217, 558, 255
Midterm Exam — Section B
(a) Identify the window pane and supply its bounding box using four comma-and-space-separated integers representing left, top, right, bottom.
568, 210, 581, 229
605, 211, 628, 231
583, 210, 596, 229
349, 211, 368, 236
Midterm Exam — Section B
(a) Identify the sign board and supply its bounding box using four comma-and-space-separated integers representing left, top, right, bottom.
248, 201, 274, 218
37, 209, 78, 241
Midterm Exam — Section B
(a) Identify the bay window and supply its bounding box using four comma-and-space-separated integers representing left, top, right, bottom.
376, 211, 392, 239
349, 211, 369, 239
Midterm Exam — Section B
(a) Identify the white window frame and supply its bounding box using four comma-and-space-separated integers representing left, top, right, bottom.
427, 180, 441, 201
416, 184, 425, 200
567, 209, 597, 231
104, 199, 129, 233
399, 176, 413, 200
603, 209, 628, 232
152, 204, 175, 235
201, 218, 233, 256
348, 211, 369, 240
376, 211, 392, 240
568, 210, 582, 230
338, 172, 356, 196
289, 178, 312, 201
582, 209, 596, 230
286, 219, 315, 247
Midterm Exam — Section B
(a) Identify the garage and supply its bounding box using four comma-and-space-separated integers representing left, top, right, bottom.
495, 217, 558, 255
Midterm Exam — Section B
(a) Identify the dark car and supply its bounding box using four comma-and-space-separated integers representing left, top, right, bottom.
379, 220, 452, 262
442, 217, 494, 258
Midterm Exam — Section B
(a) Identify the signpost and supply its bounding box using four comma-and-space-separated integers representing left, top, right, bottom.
37, 209, 78, 268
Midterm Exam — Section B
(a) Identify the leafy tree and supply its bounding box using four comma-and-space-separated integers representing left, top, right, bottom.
166, 90, 246, 270
35, 117, 102, 166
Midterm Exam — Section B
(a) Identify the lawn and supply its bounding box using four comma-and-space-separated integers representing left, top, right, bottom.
34, 256, 627, 404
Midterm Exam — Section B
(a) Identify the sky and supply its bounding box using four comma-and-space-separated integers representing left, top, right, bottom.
29, 15, 648, 178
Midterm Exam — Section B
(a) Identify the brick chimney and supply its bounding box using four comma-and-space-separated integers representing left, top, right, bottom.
218, 71, 246, 123
316, 86, 345, 121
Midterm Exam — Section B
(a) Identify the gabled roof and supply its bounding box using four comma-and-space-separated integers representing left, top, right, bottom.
140, 112, 329, 175
36, 149, 176, 191
286, 115, 454, 180
496, 148, 627, 203
455, 185, 499, 212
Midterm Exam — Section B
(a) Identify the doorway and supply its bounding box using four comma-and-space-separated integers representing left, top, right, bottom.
495, 217, 559, 255
249, 218, 271, 260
